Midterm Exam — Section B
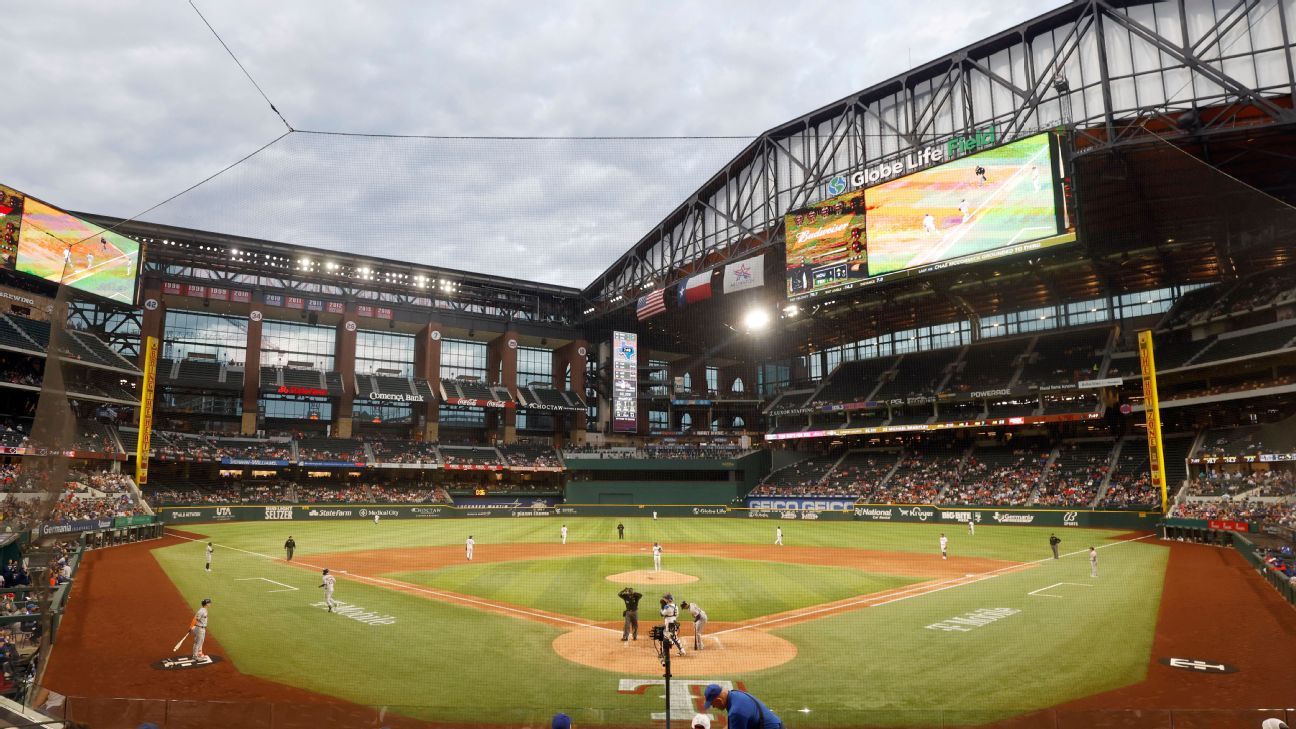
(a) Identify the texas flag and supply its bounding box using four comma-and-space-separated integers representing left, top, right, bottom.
677, 272, 713, 305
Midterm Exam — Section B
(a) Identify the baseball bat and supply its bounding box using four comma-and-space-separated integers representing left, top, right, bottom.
173, 631, 190, 652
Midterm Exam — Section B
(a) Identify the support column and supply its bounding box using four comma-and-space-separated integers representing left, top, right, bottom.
488, 331, 519, 443
414, 322, 444, 442
241, 309, 264, 435
333, 312, 358, 438
552, 340, 589, 445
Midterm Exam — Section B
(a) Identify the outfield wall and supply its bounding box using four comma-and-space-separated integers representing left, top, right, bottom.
158, 502, 1161, 529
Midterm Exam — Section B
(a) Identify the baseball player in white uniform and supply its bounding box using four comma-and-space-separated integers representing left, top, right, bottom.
1089, 547, 1098, 577
205, 542, 213, 572
967, 519, 975, 536
923, 213, 937, 234
660, 594, 685, 656
466, 535, 475, 561
775, 527, 783, 546
190, 598, 210, 658
958, 199, 970, 224
652, 542, 663, 572
320, 568, 337, 612
561, 524, 568, 545
681, 599, 708, 651
939, 533, 949, 560
373, 513, 380, 525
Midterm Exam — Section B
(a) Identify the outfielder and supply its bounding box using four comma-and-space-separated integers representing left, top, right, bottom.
190, 598, 211, 659
1089, 547, 1098, 577
320, 568, 337, 612
939, 533, 949, 560
967, 519, 975, 536
466, 535, 475, 561
775, 527, 783, 546
681, 599, 708, 651
660, 594, 685, 656
205, 542, 213, 572
652, 542, 662, 572
373, 513, 380, 525
561, 524, 568, 545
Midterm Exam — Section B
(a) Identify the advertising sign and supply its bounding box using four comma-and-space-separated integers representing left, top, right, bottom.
612, 330, 638, 433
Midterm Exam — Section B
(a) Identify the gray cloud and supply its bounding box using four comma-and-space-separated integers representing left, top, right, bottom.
2, 0, 1066, 288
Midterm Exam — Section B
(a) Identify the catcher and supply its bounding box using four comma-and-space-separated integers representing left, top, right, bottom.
660, 593, 686, 656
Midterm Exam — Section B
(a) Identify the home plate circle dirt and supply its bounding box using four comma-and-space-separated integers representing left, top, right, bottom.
553, 627, 796, 676
605, 569, 698, 585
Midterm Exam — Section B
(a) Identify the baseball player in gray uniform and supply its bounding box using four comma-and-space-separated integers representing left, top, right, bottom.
681, 600, 708, 651
660, 593, 685, 656
320, 568, 337, 612
190, 598, 210, 658
205, 542, 213, 572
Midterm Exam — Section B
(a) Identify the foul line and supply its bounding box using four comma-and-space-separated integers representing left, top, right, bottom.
166, 530, 618, 634
235, 577, 299, 593
710, 533, 1153, 636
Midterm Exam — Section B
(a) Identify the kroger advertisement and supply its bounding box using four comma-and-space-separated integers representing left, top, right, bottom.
786, 131, 1075, 301
612, 330, 638, 433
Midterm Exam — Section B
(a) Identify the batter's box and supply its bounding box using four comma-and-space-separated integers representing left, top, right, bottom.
1027, 582, 1093, 598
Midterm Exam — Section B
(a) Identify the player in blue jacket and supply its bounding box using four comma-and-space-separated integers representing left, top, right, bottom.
703, 684, 783, 729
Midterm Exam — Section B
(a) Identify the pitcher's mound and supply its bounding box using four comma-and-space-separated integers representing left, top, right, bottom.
554, 627, 796, 676
606, 569, 697, 585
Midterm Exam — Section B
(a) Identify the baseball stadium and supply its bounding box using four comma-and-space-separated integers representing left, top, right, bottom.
1, 1, 1296, 728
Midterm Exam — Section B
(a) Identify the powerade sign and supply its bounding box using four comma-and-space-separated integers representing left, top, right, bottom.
745, 498, 855, 512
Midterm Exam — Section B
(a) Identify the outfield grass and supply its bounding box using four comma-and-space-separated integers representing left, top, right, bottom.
154, 519, 1166, 727
389, 553, 924, 621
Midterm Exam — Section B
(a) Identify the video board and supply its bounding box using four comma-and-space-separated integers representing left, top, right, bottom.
786, 132, 1075, 301
15, 196, 141, 305
611, 331, 638, 433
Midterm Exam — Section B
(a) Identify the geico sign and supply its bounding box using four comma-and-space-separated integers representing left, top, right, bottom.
368, 392, 425, 402
748, 499, 853, 511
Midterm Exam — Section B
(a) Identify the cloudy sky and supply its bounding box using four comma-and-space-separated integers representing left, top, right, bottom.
3, 0, 1065, 289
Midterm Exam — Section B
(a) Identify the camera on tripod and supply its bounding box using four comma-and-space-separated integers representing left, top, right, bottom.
648, 625, 669, 666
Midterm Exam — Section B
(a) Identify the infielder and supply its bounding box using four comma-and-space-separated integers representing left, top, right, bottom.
775, 527, 783, 546
284, 536, 295, 561
958, 198, 970, 224
681, 599, 708, 651
652, 542, 662, 572
1089, 547, 1098, 577
923, 213, 937, 234
660, 594, 685, 656
561, 524, 568, 545
466, 535, 475, 561
967, 519, 975, 536
618, 586, 642, 641
939, 533, 948, 560
320, 568, 337, 612
1049, 533, 1061, 559
190, 598, 211, 659
205, 542, 213, 572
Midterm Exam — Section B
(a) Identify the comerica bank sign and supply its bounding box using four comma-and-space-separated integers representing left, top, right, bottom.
843, 125, 998, 189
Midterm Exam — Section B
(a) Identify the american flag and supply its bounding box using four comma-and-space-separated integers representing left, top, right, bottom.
636, 288, 666, 321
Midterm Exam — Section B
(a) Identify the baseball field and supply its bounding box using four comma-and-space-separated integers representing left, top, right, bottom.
43, 518, 1296, 728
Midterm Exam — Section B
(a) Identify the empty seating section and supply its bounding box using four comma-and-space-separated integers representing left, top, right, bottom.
1199, 427, 1263, 458
753, 455, 839, 493
70, 331, 137, 369
768, 390, 815, 414
259, 366, 281, 388
819, 451, 899, 498
1034, 441, 1113, 506
875, 445, 961, 504
561, 390, 586, 407
985, 401, 1038, 418
935, 402, 983, 423
813, 357, 895, 404
527, 385, 571, 408
945, 340, 1028, 393
1041, 395, 1099, 414
1016, 328, 1109, 389
173, 360, 226, 389
943, 442, 1048, 506
1191, 322, 1296, 364
440, 446, 501, 466
874, 350, 955, 400
1162, 284, 1227, 328
888, 410, 933, 426
324, 372, 346, 396
1147, 338, 1206, 370
770, 420, 806, 434
6, 316, 50, 350
296, 437, 366, 462
283, 367, 325, 390
224, 368, 245, 390
413, 379, 437, 399
0, 317, 41, 352
498, 443, 561, 468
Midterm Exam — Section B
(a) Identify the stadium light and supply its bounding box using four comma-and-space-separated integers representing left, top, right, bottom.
782, 304, 799, 317
743, 308, 772, 332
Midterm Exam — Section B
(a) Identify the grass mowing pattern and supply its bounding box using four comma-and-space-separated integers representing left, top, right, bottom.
389, 554, 925, 621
